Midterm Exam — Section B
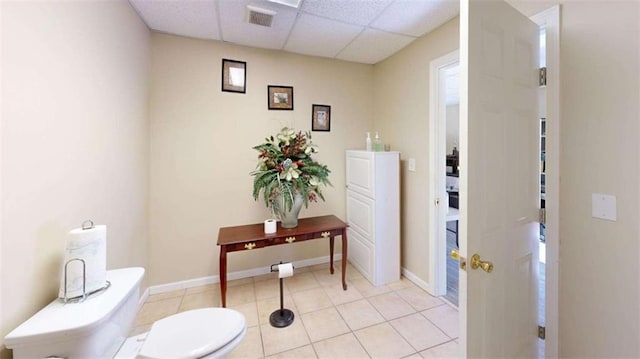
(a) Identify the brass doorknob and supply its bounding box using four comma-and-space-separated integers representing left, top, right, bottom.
470, 254, 493, 273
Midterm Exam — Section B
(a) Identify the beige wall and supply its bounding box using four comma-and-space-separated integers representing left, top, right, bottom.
2, 1, 639, 357
510, 1, 640, 356
148, 34, 373, 285
555, 2, 639, 356
0, 1, 150, 356
372, 18, 459, 284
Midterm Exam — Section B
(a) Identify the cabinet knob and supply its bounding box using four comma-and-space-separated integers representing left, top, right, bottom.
285, 236, 296, 243
321, 231, 331, 238
244, 243, 256, 250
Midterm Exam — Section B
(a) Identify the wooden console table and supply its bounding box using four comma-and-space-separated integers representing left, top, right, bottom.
216, 215, 348, 307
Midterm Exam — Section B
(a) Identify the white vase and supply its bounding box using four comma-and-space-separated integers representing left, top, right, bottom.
276, 193, 304, 228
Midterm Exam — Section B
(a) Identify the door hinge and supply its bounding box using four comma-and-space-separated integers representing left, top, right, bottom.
539, 208, 546, 224
539, 67, 547, 86
538, 325, 546, 340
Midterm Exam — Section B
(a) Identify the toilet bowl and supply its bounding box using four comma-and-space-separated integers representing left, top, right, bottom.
4, 267, 246, 359
133, 307, 247, 359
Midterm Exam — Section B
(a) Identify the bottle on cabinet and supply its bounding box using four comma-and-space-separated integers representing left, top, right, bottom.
366, 132, 372, 151
373, 132, 383, 152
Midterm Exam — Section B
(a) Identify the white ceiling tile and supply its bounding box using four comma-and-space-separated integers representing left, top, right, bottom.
284, 13, 363, 58
219, 0, 298, 50
371, 0, 459, 37
128, 0, 461, 64
336, 28, 415, 64
129, 0, 220, 40
301, 0, 393, 26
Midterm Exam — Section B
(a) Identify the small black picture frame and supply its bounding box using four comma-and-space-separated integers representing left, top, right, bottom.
222, 59, 246, 93
311, 104, 331, 132
268, 85, 294, 110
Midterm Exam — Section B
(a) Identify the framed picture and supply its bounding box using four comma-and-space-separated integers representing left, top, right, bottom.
311, 104, 331, 132
268, 85, 294, 110
222, 59, 246, 93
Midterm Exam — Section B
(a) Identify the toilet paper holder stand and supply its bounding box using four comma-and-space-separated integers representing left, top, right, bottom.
60, 220, 111, 303
269, 262, 295, 328
62, 258, 111, 303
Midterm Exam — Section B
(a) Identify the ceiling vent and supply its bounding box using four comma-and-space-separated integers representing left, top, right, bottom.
247, 5, 276, 27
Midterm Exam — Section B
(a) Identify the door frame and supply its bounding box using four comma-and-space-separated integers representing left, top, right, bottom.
427, 49, 459, 297
531, 5, 560, 359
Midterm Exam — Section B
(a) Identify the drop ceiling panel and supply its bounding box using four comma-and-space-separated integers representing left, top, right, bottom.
371, 0, 459, 37
301, 0, 393, 26
219, 0, 298, 50
284, 13, 363, 58
337, 28, 415, 64
128, 0, 460, 64
129, 0, 220, 40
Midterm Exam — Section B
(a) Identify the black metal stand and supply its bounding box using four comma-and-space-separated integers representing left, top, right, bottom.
269, 262, 294, 328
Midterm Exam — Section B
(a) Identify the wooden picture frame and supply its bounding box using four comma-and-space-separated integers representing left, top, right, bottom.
311, 104, 331, 132
222, 59, 246, 93
268, 85, 294, 110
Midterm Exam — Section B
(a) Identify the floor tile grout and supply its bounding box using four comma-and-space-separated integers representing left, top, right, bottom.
134, 262, 459, 358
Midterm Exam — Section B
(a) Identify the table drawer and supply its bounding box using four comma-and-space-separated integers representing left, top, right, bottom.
267, 234, 311, 245
226, 241, 266, 252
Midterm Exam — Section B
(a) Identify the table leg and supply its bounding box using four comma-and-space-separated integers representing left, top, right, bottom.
219, 245, 227, 307
341, 229, 348, 290
329, 236, 335, 274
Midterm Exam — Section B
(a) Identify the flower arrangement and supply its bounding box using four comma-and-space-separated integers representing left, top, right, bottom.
251, 127, 331, 213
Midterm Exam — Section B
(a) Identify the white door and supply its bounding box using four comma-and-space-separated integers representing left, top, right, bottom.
459, 0, 540, 357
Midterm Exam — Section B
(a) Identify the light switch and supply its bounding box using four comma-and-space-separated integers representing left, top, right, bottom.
591, 193, 616, 221
408, 158, 416, 172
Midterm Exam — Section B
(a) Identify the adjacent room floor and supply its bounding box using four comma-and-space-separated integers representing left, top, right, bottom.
130, 261, 459, 358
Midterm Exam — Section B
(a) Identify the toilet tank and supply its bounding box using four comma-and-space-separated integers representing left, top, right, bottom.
5, 267, 145, 359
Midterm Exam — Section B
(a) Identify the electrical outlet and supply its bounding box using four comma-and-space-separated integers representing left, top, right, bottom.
408, 158, 416, 172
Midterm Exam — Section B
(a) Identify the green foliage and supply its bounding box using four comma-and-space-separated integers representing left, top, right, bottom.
251, 127, 332, 211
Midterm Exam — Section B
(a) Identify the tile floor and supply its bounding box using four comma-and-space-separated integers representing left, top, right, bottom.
131, 261, 459, 358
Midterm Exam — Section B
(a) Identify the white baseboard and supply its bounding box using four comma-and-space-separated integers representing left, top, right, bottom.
401, 267, 435, 296
147, 254, 342, 295
138, 287, 150, 311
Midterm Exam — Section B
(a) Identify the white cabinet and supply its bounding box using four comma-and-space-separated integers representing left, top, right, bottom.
346, 150, 400, 286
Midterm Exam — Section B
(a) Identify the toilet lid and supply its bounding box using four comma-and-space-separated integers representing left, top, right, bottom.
137, 307, 246, 359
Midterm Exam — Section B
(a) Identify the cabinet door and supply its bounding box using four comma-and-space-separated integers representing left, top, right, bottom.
347, 228, 373, 281
346, 151, 375, 198
346, 190, 375, 244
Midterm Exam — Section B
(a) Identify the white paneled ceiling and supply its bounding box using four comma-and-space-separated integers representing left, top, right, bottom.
129, 0, 459, 65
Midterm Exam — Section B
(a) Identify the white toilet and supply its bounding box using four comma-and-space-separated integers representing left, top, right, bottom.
4, 267, 247, 359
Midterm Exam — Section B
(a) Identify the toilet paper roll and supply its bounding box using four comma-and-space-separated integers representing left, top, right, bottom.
278, 263, 294, 278
264, 219, 277, 234
58, 225, 107, 299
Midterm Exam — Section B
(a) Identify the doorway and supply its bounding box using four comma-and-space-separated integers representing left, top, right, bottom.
427, 50, 459, 301
443, 64, 460, 307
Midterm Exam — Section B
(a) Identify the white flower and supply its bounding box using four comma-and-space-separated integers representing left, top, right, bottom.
282, 165, 300, 181
277, 127, 296, 145
305, 144, 318, 155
